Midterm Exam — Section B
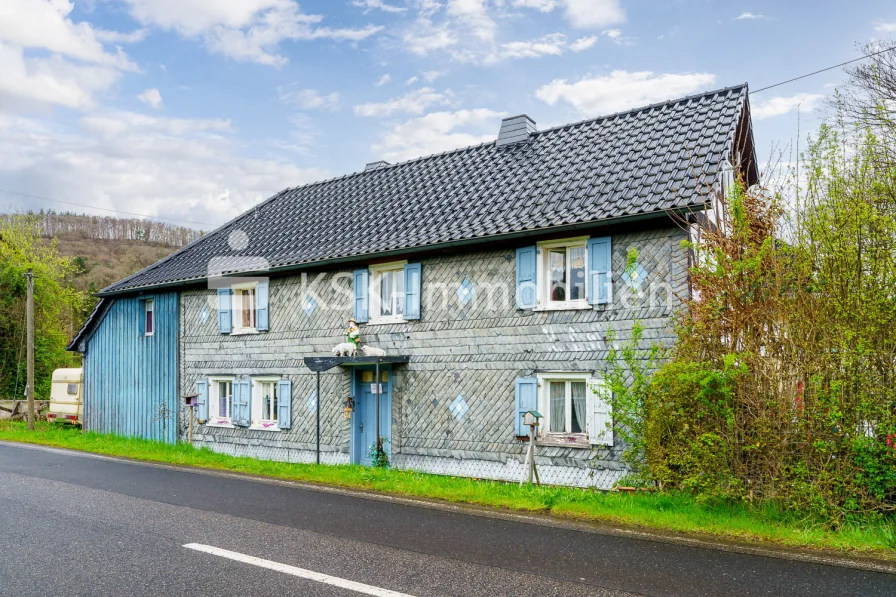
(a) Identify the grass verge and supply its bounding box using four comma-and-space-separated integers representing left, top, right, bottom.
2, 421, 894, 557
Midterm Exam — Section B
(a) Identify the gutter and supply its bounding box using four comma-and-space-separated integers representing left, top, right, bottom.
97, 204, 703, 298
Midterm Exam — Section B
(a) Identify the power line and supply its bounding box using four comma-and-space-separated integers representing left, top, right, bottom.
750, 44, 896, 94
2, 45, 894, 230
0, 188, 215, 228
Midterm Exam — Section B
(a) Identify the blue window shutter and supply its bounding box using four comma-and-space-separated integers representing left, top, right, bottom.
256, 281, 269, 331
197, 380, 208, 422
587, 236, 612, 305
233, 380, 250, 426
515, 246, 537, 309
277, 379, 292, 429
217, 288, 232, 334
514, 377, 537, 436
353, 269, 369, 323
404, 263, 421, 320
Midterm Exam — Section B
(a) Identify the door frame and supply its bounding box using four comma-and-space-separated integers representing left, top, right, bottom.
350, 365, 393, 465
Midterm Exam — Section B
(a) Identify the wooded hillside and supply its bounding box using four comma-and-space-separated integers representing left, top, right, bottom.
0, 211, 204, 399
3, 211, 203, 294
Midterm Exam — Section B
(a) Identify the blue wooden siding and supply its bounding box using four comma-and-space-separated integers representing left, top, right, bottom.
83, 293, 178, 443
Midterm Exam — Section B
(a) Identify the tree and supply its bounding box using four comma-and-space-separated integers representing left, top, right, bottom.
0, 215, 88, 399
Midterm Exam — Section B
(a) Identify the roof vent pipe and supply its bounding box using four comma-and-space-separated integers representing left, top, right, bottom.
364, 160, 390, 172
496, 115, 536, 146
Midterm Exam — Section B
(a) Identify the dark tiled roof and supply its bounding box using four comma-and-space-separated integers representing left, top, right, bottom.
102, 84, 752, 295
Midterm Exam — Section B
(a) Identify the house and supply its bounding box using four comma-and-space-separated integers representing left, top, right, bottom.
68, 84, 758, 488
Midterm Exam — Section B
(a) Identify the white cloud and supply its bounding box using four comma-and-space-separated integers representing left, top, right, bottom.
735, 12, 766, 20
352, 0, 406, 13
402, 0, 497, 58
0, 0, 143, 110
874, 22, 896, 33
488, 33, 571, 61
751, 93, 824, 120
535, 70, 716, 116
94, 28, 149, 44
512, 0, 557, 11
422, 69, 445, 82
137, 88, 163, 109
0, 0, 137, 69
375, 74, 392, 86
512, 0, 624, 28
0, 42, 120, 111
354, 87, 452, 117
564, 0, 624, 29
372, 108, 506, 162
446, 0, 495, 43
279, 88, 341, 111
0, 110, 329, 227
123, 0, 382, 67
569, 35, 598, 51
404, 19, 458, 55
406, 76, 419, 85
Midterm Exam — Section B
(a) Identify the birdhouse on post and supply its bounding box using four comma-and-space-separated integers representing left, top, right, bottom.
520, 410, 542, 487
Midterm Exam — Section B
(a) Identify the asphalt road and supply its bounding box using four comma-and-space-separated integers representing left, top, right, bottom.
0, 443, 893, 597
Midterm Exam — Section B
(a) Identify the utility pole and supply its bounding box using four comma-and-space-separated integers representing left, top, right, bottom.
25, 269, 35, 431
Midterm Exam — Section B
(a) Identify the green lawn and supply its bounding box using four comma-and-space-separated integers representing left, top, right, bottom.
1, 420, 894, 557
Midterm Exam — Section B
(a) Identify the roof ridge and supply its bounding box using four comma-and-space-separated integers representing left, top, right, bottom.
532, 82, 749, 137
269, 82, 749, 193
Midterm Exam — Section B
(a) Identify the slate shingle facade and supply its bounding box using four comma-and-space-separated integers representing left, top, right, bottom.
181, 225, 689, 488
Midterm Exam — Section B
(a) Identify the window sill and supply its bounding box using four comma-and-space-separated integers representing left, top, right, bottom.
230, 328, 260, 335
206, 419, 235, 428
250, 422, 281, 431
537, 434, 590, 448
534, 302, 591, 312
366, 317, 407, 326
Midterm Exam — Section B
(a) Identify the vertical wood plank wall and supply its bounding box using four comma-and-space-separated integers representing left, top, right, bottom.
83, 293, 178, 442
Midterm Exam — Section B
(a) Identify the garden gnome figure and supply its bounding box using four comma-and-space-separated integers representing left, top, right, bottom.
346, 318, 361, 348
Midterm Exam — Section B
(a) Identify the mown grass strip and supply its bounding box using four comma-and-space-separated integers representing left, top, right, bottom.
1, 421, 894, 556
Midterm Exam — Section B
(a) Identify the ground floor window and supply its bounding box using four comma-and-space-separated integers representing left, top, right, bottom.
251, 377, 279, 430
537, 372, 591, 443
548, 379, 587, 433
208, 378, 234, 426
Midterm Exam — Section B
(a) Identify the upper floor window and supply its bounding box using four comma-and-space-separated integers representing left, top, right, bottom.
232, 283, 257, 332
144, 299, 154, 336
516, 236, 612, 311
537, 237, 589, 309
356, 261, 421, 325
216, 280, 269, 335
371, 261, 406, 322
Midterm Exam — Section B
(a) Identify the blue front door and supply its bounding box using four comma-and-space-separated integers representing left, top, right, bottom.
352, 367, 392, 466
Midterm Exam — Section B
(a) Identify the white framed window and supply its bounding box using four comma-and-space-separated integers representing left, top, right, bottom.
231, 282, 257, 333
537, 372, 590, 444
536, 237, 589, 310
207, 377, 234, 427
369, 261, 407, 324
144, 299, 154, 336
251, 377, 280, 431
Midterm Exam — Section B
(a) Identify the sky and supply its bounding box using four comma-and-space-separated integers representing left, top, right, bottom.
1, 0, 895, 231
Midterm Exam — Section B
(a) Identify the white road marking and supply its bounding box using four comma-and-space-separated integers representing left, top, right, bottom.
183, 543, 418, 597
